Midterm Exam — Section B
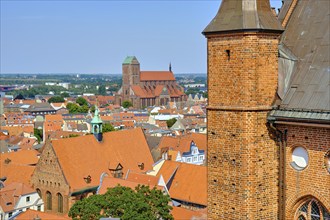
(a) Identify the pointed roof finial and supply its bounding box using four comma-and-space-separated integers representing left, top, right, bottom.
169, 62, 172, 72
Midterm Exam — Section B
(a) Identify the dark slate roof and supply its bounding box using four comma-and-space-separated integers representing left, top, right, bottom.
271, 0, 330, 122
277, 0, 293, 24
203, 0, 283, 35
24, 103, 55, 112
145, 135, 162, 151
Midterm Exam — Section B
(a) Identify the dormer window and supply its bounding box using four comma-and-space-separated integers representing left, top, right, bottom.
138, 163, 144, 170
109, 163, 124, 178
84, 175, 92, 184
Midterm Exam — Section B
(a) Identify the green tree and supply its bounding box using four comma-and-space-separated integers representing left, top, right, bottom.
67, 103, 80, 114
48, 96, 65, 103
98, 85, 107, 95
60, 92, 70, 98
76, 97, 88, 106
79, 104, 89, 113
166, 118, 177, 128
68, 185, 173, 220
122, 100, 133, 108
102, 123, 115, 133
203, 91, 208, 98
34, 128, 43, 143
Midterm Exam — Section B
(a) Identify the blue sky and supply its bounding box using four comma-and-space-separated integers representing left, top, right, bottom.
1, 1, 282, 74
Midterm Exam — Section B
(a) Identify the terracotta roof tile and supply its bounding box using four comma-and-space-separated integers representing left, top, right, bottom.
16, 209, 71, 220
51, 128, 154, 191
46, 131, 84, 140
140, 71, 175, 81
18, 137, 38, 150
0, 164, 35, 186
158, 133, 206, 153
99, 174, 162, 195
126, 171, 159, 186
0, 182, 35, 212
157, 160, 207, 206
171, 207, 207, 220
0, 126, 24, 137
0, 149, 39, 166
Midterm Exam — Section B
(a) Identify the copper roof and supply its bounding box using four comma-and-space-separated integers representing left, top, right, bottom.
203, 0, 283, 35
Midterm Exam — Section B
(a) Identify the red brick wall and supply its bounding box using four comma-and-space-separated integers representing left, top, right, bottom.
31, 141, 70, 215
207, 32, 281, 219
276, 124, 330, 219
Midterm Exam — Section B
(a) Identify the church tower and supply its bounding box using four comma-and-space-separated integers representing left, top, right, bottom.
203, 0, 283, 219
122, 56, 140, 101
91, 106, 103, 142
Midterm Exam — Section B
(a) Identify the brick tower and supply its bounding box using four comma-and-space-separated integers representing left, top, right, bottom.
203, 0, 283, 219
122, 56, 140, 101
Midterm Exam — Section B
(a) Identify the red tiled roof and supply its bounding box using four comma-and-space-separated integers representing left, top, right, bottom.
0, 164, 35, 186
157, 160, 207, 206
140, 71, 175, 81
51, 128, 154, 191
126, 171, 159, 186
99, 174, 162, 195
0, 149, 39, 166
16, 209, 71, 220
18, 137, 38, 150
0, 182, 36, 213
171, 207, 207, 220
0, 126, 24, 136
158, 133, 206, 153
46, 131, 84, 140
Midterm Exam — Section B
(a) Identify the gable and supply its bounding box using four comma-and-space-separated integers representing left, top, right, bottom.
31, 140, 69, 191
51, 128, 154, 192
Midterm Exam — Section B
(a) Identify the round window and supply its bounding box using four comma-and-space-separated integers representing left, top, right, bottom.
291, 147, 309, 170
325, 151, 330, 174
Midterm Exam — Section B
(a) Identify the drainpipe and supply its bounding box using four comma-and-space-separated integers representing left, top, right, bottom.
268, 117, 288, 220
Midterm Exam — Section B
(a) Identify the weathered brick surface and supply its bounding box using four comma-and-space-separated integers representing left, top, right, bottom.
277, 124, 330, 219
31, 141, 70, 215
206, 33, 281, 219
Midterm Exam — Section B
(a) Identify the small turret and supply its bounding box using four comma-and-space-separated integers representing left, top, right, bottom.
91, 106, 103, 142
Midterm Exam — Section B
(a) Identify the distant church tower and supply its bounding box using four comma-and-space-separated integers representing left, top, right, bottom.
91, 106, 103, 142
203, 0, 283, 219
122, 56, 140, 101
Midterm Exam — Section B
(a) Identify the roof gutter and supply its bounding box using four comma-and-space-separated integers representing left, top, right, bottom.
70, 186, 98, 197
268, 116, 330, 128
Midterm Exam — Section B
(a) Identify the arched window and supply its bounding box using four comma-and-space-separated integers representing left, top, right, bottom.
57, 193, 63, 213
36, 188, 42, 198
296, 199, 330, 220
46, 191, 52, 210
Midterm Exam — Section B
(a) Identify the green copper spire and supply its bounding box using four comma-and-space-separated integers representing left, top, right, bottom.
91, 106, 103, 124
91, 105, 103, 141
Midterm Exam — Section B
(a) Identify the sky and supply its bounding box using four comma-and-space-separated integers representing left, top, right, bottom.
1, 0, 283, 74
